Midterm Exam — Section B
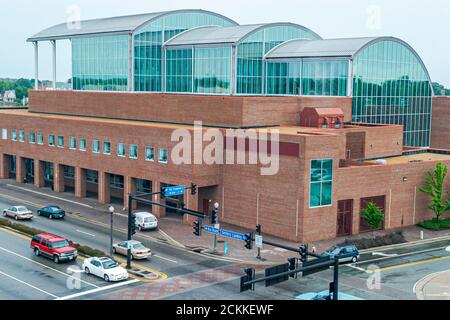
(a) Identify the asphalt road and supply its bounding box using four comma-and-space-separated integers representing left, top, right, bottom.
0, 229, 139, 300
0, 182, 233, 279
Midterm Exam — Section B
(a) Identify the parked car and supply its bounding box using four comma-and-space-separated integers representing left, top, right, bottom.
321, 243, 360, 263
112, 240, 152, 260
134, 212, 158, 231
295, 290, 364, 300
82, 257, 128, 282
37, 205, 65, 219
3, 206, 33, 220
30, 233, 78, 264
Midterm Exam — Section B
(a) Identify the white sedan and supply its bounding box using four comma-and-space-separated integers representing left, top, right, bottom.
3, 206, 33, 220
82, 257, 129, 282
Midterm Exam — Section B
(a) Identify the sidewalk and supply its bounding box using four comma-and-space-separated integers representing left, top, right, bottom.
2, 179, 450, 264
416, 270, 450, 300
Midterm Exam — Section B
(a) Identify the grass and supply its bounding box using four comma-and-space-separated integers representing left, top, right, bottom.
0, 217, 107, 257
418, 218, 450, 231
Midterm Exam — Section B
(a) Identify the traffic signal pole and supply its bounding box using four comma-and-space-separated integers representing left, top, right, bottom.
126, 193, 133, 270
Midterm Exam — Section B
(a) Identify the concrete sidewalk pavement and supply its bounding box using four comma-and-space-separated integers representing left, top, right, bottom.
416, 270, 450, 300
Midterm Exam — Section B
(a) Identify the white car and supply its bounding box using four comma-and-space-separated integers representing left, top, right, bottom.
82, 257, 129, 282
3, 206, 33, 220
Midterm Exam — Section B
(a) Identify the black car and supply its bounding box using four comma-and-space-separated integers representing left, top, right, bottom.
37, 206, 66, 219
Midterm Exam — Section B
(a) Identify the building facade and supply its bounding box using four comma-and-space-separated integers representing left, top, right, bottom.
0, 9, 447, 242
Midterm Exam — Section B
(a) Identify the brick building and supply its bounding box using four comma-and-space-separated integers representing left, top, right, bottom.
0, 9, 448, 242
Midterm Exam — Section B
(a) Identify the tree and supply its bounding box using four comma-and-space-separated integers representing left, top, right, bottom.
419, 162, 450, 222
361, 202, 385, 231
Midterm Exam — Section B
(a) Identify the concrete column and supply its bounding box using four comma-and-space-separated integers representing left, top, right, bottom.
124, 176, 137, 210
16, 157, 26, 184
183, 191, 199, 224
0, 154, 10, 179
152, 180, 163, 218
53, 163, 65, 193
34, 42, 39, 90
51, 40, 57, 90
34, 160, 45, 188
75, 167, 87, 198
98, 171, 111, 204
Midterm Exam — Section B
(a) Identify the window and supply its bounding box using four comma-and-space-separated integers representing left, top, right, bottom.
158, 148, 168, 163
2, 128, 7, 140
310, 159, 333, 208
110, 174, 124, 189
129, 145, 138, 159
19, 130, 25, 142
103, 141, 111, 155
48, 135, 55, 146
79, 138, 86, 151
92, 140, 100, 153
37, 132, 44, 145
29, 131, 36, 144
57, 135, 64, 148
69, 136, 76, 149
11, 130, 17, 141
117, 143, 126, 157
145, 147, 155, 161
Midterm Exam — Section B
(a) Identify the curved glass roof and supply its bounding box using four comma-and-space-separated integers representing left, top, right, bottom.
165, 23, 321, 47
266, 37, 379, 59
27, 9, 238, 42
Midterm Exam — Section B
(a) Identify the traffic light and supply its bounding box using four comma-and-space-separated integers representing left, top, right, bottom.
244, 232, 253, 250
288, 257, 297, 278
193, 219, 202, 237
256, 224, 261, 235
299, 244, 308, 263
210, 207, 218, 225
130, 213, 137, 236
191, 183, 197, 195
240, 268, 255, 292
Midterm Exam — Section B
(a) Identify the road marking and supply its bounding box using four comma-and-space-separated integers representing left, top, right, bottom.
0, 269, 60, 299
6, 184, 93, 208
372, 252, 399, 257
153, 254, 178, 264
345, 264, 370, 273
372, 255, 450, 273
0, 193, 45, 209
0, 243, 99, 288
56, 279, 139, 300
76, 229, 96, 237
359, 246, 450, 265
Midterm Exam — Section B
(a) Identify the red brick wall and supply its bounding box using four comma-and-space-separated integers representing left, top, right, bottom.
431, 97, 450, 150
29, 91, 353, 128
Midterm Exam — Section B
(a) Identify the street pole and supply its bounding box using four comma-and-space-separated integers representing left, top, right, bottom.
108, 206, 114, 258
126, 194, 132, 270
256, 224, 262, 260
212, 202, 219, 254
333, 257, 339, 301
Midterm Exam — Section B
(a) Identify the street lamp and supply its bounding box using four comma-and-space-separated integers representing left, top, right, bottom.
108, 206, 114, 257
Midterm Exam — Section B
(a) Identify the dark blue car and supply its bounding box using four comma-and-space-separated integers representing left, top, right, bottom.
37, 206, 66, 220
321, 243, 360, 263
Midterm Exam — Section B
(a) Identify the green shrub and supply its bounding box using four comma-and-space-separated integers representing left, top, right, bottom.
71, 243, 107, 257
418, 218, 450, 231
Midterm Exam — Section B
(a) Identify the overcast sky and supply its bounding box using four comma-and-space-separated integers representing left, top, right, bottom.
1, 0, 449, 87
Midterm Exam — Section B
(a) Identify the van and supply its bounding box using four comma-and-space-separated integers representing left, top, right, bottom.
135, 212, 158, 231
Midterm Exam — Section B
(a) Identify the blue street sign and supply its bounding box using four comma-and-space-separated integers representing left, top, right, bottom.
220, 229, 246, 241
204, 225, 219, 235
163, 186, 185, 197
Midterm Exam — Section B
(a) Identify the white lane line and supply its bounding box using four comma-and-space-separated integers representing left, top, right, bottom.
0, 269, 60, 299
6, 184, 93, 208
56, 279, 139, 300
345, 264, 370, 273
0, 245, 99, 288
153, 254, 178, 264
372, 252, 399, 257
76, 229, 96, 237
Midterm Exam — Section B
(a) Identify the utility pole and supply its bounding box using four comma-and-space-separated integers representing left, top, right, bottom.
126, 194, 132, 270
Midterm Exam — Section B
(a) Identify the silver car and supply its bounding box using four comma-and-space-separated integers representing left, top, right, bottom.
112, 240, 152, 260
3, 206, 33, 220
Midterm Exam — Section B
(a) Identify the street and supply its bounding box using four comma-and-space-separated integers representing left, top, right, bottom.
0, 181, 449, 300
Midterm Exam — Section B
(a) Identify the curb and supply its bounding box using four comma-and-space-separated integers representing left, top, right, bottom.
414, 270, 450, 300
359, 235, 450, 254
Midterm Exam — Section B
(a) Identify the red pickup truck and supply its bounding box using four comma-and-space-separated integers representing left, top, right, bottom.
30, 233, 78, 264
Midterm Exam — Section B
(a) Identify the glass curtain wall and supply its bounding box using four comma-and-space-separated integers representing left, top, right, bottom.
72, 35, 129, 91
302, 59, 348, 96
134, 12, 235, 92
236, 25, 320, 94
166, 48, 193, 93
194, 47, 231, 94
352, 40, 433, 147
265, 61, 301, 95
